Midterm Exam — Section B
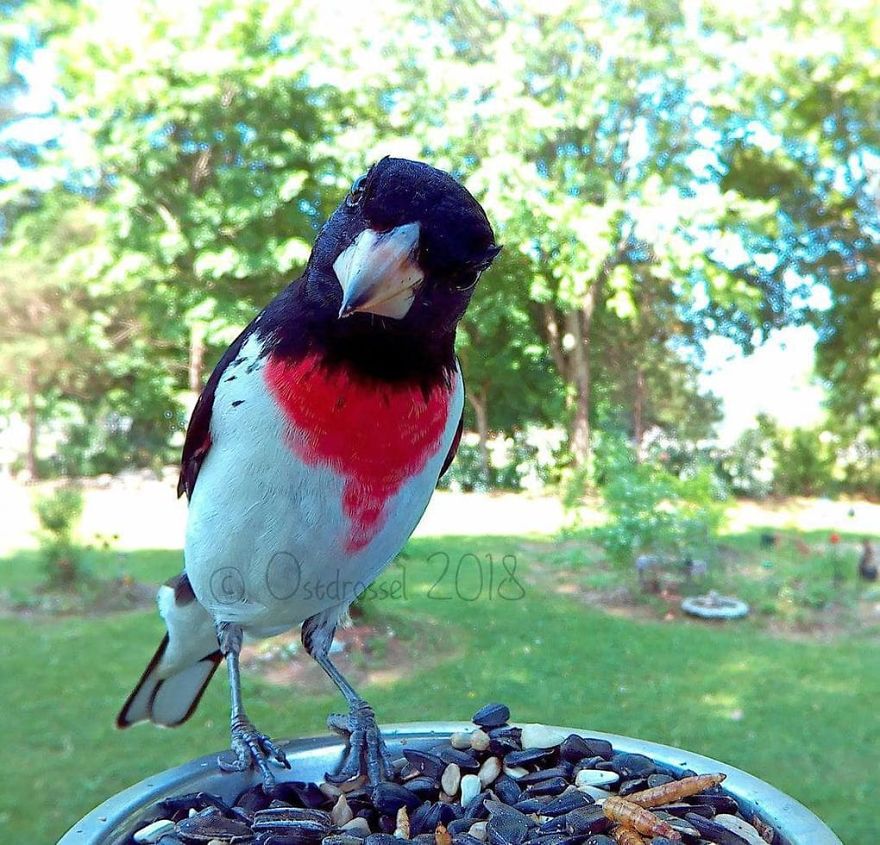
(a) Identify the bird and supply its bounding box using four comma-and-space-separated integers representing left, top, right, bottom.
116, 157, 501, 788
859, 538, 877, 582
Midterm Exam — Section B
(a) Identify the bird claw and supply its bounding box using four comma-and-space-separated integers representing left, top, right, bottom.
218, 716, 290, 790
326, 702, 395, 785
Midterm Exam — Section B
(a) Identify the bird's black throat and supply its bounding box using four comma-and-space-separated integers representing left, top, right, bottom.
260, 278, 458, 392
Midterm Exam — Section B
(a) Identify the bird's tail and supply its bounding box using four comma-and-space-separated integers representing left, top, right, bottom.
117, 575, 222, 728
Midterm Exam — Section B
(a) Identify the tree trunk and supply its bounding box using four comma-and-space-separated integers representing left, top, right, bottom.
568, 284, 600, 469
633, 368, 645, 461
188, 323, 206, 392
542, 302, 568, 382
25, 362, 38, 481
467, 387, 491, 487
567, 309, 590, 467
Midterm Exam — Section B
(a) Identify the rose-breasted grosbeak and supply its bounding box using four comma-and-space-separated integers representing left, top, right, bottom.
117, 157, 500, 787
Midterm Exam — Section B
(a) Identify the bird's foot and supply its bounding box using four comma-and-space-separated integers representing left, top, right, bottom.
326, 701, 394, 785
218, 715, 291, 790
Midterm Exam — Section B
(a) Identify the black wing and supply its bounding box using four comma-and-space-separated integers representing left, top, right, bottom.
438, 363, 465, 481
438, 410, 463, 480
177, 322, 256, 499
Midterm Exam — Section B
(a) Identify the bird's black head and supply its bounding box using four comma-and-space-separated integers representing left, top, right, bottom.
304, 157, 501, 344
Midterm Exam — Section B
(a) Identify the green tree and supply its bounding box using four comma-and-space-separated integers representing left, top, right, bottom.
0, 196, 106, 477
707, 0, 880, 494
42, 0, 356, 394
456, 249, 564, 483
6, 0, 868, 488
386, 0, 802, 471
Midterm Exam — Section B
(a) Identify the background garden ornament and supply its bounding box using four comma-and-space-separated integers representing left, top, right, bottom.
859, 538, 877, 582
681, 591, 750, 620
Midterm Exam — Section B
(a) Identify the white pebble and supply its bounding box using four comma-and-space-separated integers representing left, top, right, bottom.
450, 731, 472, 749
502, 763, 528, 779
478, 755, 502, 786
394, 806, 410, 839
133, 820, 175, 844
320, 782, 342, 799
441, 762, 461, 795
519, 724, 570, 749
470, 821, 488, 842
332, 794, 354, 827
714, 815, 767, 845
576, 785, 614, 801
460, 773, 482, 806
470, 729, 490, 751
575, 769, 619, 788
342, 817, 371, 835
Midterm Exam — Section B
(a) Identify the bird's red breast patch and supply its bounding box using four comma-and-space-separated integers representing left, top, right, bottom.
265, 354, 452, 552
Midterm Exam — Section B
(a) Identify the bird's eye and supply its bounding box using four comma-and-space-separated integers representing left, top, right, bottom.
346, 175, 367, 208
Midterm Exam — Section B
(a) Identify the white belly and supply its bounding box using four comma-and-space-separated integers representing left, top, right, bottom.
184, 333, 462, 634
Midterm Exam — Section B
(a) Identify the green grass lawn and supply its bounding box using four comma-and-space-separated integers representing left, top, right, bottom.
1, 534, 877, 844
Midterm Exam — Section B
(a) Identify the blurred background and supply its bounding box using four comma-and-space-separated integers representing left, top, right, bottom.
0, 1, 877, 842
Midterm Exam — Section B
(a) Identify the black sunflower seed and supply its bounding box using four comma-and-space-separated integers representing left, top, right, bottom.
270, 783, 329, 810
448, 818, 478, 836
435, 746, 482, 772
617, 778, 648, 796
505, 748, 553, 767
523, 777, 569, 797
490, 737, 522, 756
564, 805, 608, 836
377, 815, 397, 835
487, 811, 529, 845
530, 836, 571, 845
492, 776, 522, 805
646, 773, 675, 789
236, 786, 275, 815
473, 703, 511, 728
683, 813, 751, 844
371, 783, 421, 815
175, 807, 255, 843
403, 776, 440, 799
253, 808, 332, 828
513, 797, 551, 813
608, 753, 655, 778
487, 726, 522, 742
322, 836, 363, 845
558, 736, 594, 764
403, 750, 447, 779
697, 794, 741, 815
364, 835, 399, 845
662, 802, 715, 818
463, 791, 491, 820
537, 816, 569, 835
541, 790, 592, 816
517, 765, 572, 785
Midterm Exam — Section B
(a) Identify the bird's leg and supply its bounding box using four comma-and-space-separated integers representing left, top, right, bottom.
302, 609, 394, 784
216, 621, 290, 789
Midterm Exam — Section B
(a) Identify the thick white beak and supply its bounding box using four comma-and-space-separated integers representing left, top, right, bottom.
333, 223, 423, 319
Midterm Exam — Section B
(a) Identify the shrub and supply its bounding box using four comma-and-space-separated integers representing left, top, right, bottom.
438, 430, 561, 492
716, 416, 838, 498
716, 424, 776, 499
34, 486, 85, 587
594, 436, 726, 566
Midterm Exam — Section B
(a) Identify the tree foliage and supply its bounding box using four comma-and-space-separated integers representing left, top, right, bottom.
0, 0, 876, 493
